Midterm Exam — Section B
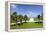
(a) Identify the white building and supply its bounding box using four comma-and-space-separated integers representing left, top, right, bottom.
28, 18, 34, 22
22, 18, 34, 23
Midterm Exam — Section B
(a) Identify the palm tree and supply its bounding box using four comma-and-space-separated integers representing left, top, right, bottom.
24, 15, 28, 23
13, 12, 17, 24
37, 15, 40, 23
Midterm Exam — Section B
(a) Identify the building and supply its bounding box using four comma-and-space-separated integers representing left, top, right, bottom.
22, 17, 34, 23
26, 18, 34, 22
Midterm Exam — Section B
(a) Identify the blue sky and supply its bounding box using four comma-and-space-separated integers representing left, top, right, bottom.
10, 4, 43, 17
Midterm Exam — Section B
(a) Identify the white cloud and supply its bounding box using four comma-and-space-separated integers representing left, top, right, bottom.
27, 10, 33, 17
11, 4, 16, 8
27, 10, 40, 17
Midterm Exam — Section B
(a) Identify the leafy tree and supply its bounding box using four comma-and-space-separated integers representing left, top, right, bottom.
24, 15, 28, 23
41, 13, 43, 20
10, 15, 14, 23
18, 15, 23, 24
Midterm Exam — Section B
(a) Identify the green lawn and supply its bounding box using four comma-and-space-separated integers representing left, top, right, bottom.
10, 22, 43, 29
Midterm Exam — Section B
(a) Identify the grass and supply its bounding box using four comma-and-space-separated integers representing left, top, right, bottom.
10, 22, 43, 29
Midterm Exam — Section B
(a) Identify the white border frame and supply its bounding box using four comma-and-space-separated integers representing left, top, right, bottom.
7, 1, 45, 32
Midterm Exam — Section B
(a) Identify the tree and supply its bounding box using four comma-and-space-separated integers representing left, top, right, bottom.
10, 15, 14, 23
41, 13, 43, 20
13, 12, 17, 24
24, 15, 28, 23
13, 12, 17, 15
18, 15, 23, 24
37, 15, 40, 22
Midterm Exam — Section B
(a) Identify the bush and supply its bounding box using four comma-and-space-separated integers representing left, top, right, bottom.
35, 22, 43, 24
